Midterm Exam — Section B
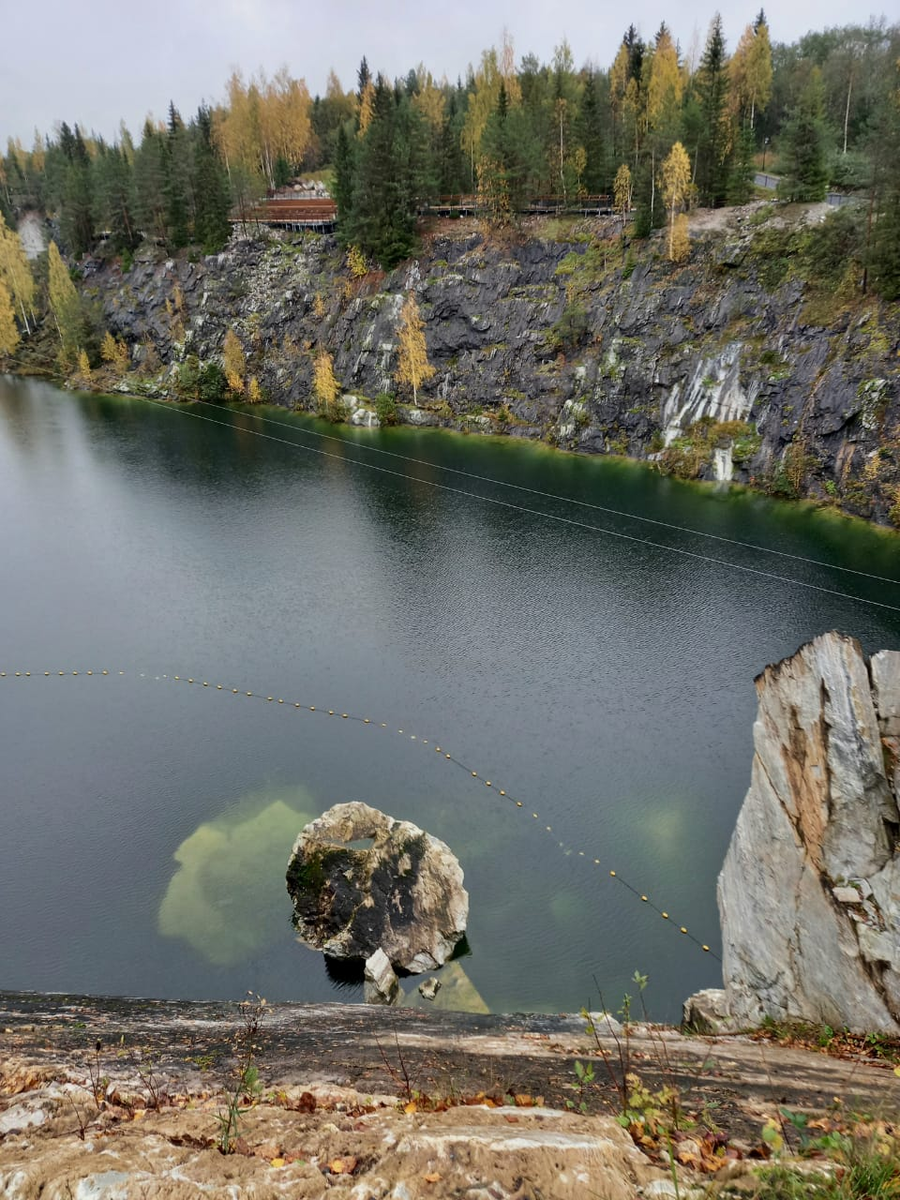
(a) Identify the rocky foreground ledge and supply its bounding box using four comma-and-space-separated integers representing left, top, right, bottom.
2, 990, 899, 1199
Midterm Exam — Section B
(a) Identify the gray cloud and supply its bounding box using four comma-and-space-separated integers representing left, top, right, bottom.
2, 0, 886, 145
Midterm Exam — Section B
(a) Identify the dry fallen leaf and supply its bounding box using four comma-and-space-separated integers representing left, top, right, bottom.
404, 1100, 418, 1114
423, 1172, 441, 1183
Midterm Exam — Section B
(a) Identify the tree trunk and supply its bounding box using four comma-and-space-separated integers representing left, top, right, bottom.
843, 70, 853, 156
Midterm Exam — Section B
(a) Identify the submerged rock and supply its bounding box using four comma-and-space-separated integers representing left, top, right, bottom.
418, 977, 441, 1001
364, 948, 399, 1006
715, 632, 900, 1032
286, 802, 469, 973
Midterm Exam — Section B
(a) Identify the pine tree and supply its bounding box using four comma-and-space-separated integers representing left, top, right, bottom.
395, 291, 434, 406
0, 278, 20, 357
778, 69, 829, 202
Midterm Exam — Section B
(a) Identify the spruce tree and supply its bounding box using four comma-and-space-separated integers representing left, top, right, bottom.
578, 71, 607, 195
193, 106, 231, 252
333, 122, 357, 243
95, 143, 139, 254
165, 103, 191, 249
351, 76, 416, 268
438, 93, 467, 194
133, 122, 168, 242
868, 63, 900, 299
695, 14, 731, 207
61, 126, 95, 257
778, 69, 829, 202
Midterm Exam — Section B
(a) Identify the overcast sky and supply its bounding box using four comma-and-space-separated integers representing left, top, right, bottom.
1, 0, 889, 146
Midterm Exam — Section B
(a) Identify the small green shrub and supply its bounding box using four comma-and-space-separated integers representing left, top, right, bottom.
375, 391, 398, 425
546, 302, 589, 353
198, 361, 227, 402
176, 354, 200, 400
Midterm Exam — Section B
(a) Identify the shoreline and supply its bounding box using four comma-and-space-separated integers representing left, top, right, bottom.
11, 370, 900, 547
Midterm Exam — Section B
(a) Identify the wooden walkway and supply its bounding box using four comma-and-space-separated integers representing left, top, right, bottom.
234, 197, 337, 231
234, 192, 615, 231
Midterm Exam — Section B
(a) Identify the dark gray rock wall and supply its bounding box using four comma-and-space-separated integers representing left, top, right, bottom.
86, 219, 900, 523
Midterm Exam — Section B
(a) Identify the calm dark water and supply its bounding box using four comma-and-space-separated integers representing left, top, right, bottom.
2, 376, 900, 1020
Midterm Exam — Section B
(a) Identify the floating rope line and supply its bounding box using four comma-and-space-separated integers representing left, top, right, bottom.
135, 396, 900, 615
1, 667, 720, 961
190, 398, 900, 588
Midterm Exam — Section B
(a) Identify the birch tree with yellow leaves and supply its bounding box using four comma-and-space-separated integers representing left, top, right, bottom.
661, 141, 692, 262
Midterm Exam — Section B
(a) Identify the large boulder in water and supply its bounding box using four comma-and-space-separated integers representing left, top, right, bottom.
714, 632, 900, 1033
286, 802, 469, 973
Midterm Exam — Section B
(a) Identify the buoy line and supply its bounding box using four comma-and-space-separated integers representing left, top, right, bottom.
1, 666, 722, 961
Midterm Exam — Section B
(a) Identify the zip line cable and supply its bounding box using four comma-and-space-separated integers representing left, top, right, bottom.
0, 667, 722, 961
138, 396, 900, 614
188, 398, 900, 588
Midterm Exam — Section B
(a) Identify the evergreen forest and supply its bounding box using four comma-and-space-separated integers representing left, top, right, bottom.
0, 13, 898, 296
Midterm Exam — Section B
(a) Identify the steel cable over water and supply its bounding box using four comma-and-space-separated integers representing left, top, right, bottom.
136, 397, 900, 613
1, 667, 721, 961
189, 398, 900, 588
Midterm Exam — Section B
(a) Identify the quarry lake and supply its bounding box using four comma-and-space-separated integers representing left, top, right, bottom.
3, 374, 900, 1020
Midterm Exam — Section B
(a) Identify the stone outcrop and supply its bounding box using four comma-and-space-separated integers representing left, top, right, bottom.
286, 802, 468, 973
716, 632, 900, 1032
79, 201, 900, 526
364, 948, 400, 1006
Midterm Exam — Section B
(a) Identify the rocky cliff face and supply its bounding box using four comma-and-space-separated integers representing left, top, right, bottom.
717, 632, 900, 1033
86, 204, 900, 523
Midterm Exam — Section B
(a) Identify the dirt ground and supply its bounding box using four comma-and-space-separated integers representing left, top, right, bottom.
2, 992, 898, 1199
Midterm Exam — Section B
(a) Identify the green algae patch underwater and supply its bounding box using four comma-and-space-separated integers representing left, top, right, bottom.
158, 788, 315, 966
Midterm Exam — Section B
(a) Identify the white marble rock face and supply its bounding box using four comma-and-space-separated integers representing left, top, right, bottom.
717, 632, 900, 1033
